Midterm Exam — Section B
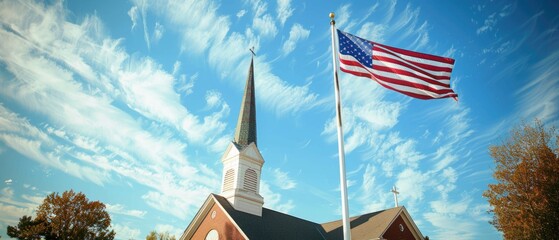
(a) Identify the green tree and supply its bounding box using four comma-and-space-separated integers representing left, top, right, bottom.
7, 215, 48, 240
146, 230, 176, 240
483, 120, 559, 239
7, 190, 115, 240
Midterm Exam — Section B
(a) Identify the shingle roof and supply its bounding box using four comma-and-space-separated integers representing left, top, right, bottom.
321, 206, 403, 240
211, 194, 408, 240
213, 194, 327, 240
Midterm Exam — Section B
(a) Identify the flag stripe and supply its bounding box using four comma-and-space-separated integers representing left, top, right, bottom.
336, 29, 458, 100
372, 60, 451, 87
374, 42, 455, 65
339, 55, 454, 93
373, 48, 452, 78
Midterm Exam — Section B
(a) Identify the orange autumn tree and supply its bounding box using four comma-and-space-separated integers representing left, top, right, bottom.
7, 190, 115, 240
483, 120, 559, 239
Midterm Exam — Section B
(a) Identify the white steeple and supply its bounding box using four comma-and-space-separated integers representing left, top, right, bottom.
219, 54, 264, 216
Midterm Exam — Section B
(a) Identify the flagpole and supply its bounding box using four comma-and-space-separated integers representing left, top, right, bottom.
329, 12, 352, 240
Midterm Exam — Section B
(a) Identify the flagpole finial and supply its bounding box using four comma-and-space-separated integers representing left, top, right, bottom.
329, 12, 335, 25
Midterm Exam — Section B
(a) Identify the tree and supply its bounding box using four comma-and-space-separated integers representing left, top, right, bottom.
483, 120, 559, 239
7, 215, 49, 240
146, 231, 176, 240
7, 190, 116, 240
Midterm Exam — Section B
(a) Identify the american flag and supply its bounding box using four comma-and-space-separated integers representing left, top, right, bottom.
337, 29, 458, 100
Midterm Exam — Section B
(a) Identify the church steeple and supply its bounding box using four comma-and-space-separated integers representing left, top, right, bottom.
233, 56, 257, 148
219, 53, 264, 217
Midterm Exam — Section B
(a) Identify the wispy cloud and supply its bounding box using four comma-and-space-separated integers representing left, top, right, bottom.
152, 22, 165, 44
0, 0, 230, 221
142, 0, 320, 116
0, 186, 43, 226
476, 3, 516, 35
281, 23, 310, 56
155, 224, 183, 239
260, 181, 294, 213
271, 168, 297, 190
113, 224, 142, 240
237, 9, 247, 18
253, 14, 278, 38
276, 0, 294, 26
106, 203, 147, 218
128, 6, 139, 30
516, 48, 559, 124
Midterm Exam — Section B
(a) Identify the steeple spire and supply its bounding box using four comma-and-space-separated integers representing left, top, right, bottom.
233, 53, 257, 148
220, 50, 264, 216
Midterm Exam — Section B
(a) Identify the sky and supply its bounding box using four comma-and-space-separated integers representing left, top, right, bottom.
0, 0, 558, 239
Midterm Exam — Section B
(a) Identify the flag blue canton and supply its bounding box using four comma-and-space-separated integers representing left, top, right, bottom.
338, 30, 373, 68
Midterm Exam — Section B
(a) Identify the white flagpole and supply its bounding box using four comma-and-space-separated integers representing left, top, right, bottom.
329, 12, 352, 240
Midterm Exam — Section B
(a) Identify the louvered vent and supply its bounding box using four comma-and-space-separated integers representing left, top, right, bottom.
223, 169, 235, 191
243, 169, 258, 192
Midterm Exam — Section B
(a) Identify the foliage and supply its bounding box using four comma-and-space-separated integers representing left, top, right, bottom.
483, 120, 559, 239
7, 215, 49, 240
146, 230, 177, 240
7, 190, 115, 240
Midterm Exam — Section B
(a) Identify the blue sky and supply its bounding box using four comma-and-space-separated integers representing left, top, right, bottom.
0, 0, 558, 239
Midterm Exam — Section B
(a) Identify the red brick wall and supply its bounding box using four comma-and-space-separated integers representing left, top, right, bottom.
190, 204, 245, 240
382, 215, 419, 240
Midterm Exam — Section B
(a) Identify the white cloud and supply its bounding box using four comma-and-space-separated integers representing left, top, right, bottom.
253, 14, 278, 38
260, 181, 294, 213
236, 9, 246, 18
155, 224, 183, 239
106, 203, 147, 218
271, 168, 297, 190
205, 90, 223, 109
247, 0, 268, 18
0, 1, 229, 221
128, 6, 139, 30
0, 187, 43, 226
137, 0, 320, 117
281, 23, 309, 56
276, 0, 294, 26
396, 168, 428, 204
356, 22, 386, 43
172, 61, 181, 76
335, 4, 353, 30
140, 0, 151, 49
113, 223, 142, 240
516, 49, 559, 124
152, 22, 165, 44
423, 196, 478, 240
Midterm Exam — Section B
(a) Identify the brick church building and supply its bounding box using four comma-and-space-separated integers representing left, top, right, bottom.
180, 55, 425, 240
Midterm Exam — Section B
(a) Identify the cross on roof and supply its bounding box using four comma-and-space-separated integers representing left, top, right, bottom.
391, 186, 400, 207
249, 46, 256, 56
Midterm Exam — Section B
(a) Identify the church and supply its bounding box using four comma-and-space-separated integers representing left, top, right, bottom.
179, 55, 426, 240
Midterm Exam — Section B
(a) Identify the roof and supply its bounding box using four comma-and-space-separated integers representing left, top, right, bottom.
321, 207, 403, 240
233, 57, 257, 148
182, 194, 422, 240
213, 194, 327, 240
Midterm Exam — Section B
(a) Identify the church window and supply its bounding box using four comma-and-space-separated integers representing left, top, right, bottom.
223, 169, 235, 191
243, 169, 258, 192
205, 229, 219, 240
